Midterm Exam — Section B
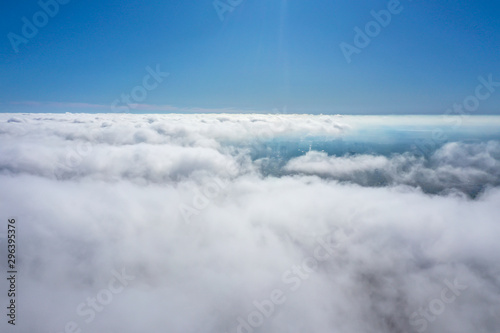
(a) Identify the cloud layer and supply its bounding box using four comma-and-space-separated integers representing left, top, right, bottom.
284, 141, 500, 196
0, 113, 499, 333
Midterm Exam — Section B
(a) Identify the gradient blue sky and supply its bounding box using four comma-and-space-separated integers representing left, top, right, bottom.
1, 0, 499, 114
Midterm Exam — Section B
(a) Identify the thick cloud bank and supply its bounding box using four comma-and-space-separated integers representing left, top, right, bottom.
0, 114, 499, 333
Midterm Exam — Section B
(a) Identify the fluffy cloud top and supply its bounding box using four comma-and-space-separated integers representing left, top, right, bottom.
284, 141, 500, 196
0, 113, 499, 333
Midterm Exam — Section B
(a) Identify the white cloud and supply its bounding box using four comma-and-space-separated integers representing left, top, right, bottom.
0, 113, 499, 333
284, 141, 500, 196
284, 151, 390, 177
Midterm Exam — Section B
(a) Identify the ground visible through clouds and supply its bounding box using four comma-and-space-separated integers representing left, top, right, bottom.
0, 113, 500, 333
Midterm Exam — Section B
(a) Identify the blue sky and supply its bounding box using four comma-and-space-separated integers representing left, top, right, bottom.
1, 0, 499, 114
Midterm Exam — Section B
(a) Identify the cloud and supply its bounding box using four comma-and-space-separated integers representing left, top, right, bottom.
0, 113, 499, 333
284, 141, 500, 196
285, 151, 390, 177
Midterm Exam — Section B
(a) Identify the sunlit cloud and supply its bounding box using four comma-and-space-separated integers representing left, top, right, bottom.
0, 113, 499, 333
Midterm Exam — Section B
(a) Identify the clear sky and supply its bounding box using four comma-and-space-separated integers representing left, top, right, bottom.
1, 0, 499, 114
